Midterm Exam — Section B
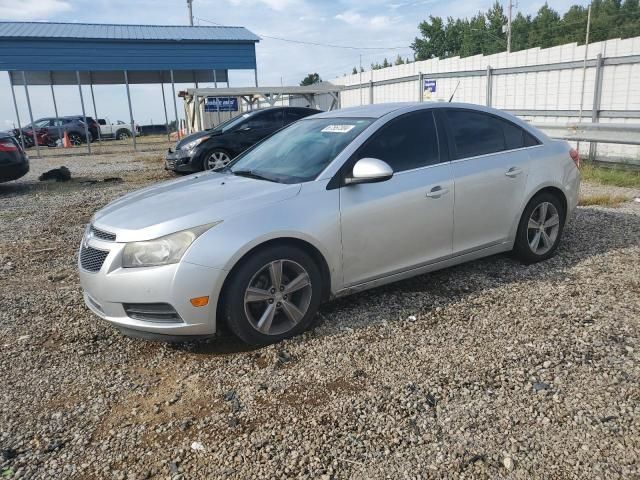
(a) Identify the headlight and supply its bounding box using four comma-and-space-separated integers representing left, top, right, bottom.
181, 136, 210, 151
122, 222, 220, 268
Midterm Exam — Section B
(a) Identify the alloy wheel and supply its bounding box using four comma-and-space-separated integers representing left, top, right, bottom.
205, 151, 231, 171
69, 135, 82, 147
243, 259, 313, 336
527, 201, 560, 255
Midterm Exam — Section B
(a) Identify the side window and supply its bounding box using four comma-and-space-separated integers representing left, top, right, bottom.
98, 119, 106, 126
244, 110, 284, 130
285, 109, 310, 124
355, 111, 440, 173
501, 118, 540, 149
445, 110, 505, 158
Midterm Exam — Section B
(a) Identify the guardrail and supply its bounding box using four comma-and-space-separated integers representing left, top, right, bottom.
532, 122, 640, 146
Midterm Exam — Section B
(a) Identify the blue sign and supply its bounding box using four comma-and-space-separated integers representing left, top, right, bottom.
423, 79, 436, 93
205, 97, 239, 112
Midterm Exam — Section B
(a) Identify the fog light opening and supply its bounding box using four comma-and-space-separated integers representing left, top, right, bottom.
190, 296, 209, 307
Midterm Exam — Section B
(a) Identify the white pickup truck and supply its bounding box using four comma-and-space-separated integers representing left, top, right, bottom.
97, 118, 141, 140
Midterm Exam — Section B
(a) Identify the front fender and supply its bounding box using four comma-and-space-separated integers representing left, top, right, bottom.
183, 180, 342, 294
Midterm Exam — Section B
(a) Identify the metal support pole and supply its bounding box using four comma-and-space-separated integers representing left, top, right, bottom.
195, 95, 203, 131
170, 70, 181, 140
49, 72, 63, 145
123, 70, 137, 151
589, 53, 604, 162
9, 72, 26, 151
160, 79, 170, 141
486, 66, 492, 107
89, 72, 102, 144
213, 69, 221, 126
22, 71, 41, 157
369, 80, 373, 105
76, 71, 91, 154
418, 72, 424, 102
507, 0, 512, 53
254, 67, 259, 87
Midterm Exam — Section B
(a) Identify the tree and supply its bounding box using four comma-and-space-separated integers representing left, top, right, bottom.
413, 15, 446, 59
382, 57, 391, 68
300, 73, 321, 86
394, 54, 405, 65
352, 67, 358, 74
510, 13, 531, 51
485, 1, 507, 54
528, 4, 561, 49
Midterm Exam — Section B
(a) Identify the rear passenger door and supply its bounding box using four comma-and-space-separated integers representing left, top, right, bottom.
442, 108, 537, 253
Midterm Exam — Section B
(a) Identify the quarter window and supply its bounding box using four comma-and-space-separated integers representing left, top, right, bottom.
244, 110, 283, 130
355, 111, 440, 172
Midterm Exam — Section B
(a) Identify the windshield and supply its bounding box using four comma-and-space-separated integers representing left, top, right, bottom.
211, 112, 253, 133
229, 117, 373, 184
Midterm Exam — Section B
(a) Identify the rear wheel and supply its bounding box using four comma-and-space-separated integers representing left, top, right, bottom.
116, 129, 131, 140
203, 149, 232, 171
222, 245, 322, 345
513, 192, 565, 263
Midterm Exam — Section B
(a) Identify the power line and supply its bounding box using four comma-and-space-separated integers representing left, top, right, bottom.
194, 16, 411, 51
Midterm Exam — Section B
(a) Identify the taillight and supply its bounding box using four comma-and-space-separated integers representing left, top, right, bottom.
569, 148, 580, 168
0, 139, 18, 152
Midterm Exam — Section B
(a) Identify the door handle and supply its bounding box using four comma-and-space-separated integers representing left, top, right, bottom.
426, 186, 449, 198
505, 166, 523, 177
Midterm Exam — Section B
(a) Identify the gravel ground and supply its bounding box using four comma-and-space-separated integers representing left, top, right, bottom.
1, 153, 638, 479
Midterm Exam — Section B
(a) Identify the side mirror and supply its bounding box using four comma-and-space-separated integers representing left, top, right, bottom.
345, 158, 393, 185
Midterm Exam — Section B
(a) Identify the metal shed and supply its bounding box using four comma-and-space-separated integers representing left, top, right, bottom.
0, 21, 260, 155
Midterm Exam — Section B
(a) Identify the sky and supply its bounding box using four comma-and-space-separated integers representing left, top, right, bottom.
0, 0, 587, 129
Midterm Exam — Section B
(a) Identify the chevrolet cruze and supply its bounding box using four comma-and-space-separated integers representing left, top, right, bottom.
79, 103, 580, 345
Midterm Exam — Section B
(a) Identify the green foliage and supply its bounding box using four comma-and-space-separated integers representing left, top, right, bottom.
300, 73, 321, 86
352, 67, 358, 74
411, 0, 640, 60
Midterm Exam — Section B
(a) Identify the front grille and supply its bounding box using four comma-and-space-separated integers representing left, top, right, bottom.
91, 225, 116, 241
123, 303, 183, 323
80, 246, 109, 272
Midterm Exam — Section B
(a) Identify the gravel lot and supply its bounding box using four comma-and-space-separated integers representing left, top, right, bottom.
1, 153, 638, 479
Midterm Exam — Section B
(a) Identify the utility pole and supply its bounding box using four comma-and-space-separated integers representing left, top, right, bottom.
187, 0, 194, 26
507, 0, 513, 53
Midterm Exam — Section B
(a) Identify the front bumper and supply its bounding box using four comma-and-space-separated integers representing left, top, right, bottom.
165, 148, 199, 172
78, 237, 227, 339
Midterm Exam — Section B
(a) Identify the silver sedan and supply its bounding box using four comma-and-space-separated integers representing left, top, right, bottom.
78, 102, 580, 345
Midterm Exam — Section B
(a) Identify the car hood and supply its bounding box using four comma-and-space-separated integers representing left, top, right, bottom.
92, 172, 301, 242
175, 129, 220, 150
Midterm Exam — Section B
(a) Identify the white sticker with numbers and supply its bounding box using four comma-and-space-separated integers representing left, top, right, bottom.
321, 124, 355, 133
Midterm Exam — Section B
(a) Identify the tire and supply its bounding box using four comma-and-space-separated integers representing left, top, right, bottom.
202, 148, 232, 171
116, 129, 131, 140
68, 132, 83, 147
222, 245, 323, 345
513, 191, 566, 263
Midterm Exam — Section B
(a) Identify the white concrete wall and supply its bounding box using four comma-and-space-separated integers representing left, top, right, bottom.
328, 36, 640, 164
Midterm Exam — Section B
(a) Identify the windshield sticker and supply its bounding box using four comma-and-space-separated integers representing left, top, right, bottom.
321, 124, 356, 133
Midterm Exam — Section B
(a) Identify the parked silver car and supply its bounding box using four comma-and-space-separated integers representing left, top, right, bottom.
79, 102, 580, 345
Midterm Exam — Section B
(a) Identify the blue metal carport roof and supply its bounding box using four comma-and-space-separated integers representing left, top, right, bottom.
0, 22, 260, 73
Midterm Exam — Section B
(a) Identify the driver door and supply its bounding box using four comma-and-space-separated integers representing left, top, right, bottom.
339, 111, 454, 287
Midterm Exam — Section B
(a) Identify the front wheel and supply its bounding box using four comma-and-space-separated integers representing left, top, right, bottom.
203, 149, 232, 171
222, 245, 323, 345
116, 129, 131, 140
68, 133, 83, 146
513, 192, 566, 263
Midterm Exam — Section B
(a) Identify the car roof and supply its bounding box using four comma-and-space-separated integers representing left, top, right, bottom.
312, 102, 514, 119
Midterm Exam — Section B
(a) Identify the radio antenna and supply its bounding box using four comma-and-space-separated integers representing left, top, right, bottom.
448, 81, 460, 102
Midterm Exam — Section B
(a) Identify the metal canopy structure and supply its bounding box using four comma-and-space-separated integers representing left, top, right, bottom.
0, 21, 259, 156
183, 84, 343, 132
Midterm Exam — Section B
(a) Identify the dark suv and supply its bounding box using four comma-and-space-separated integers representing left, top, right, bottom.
0, 133, 29, 183
166, 107, 321, 172
18, 116, 98, 147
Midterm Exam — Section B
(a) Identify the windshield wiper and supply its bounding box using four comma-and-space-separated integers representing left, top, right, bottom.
232, 169, 278, 183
